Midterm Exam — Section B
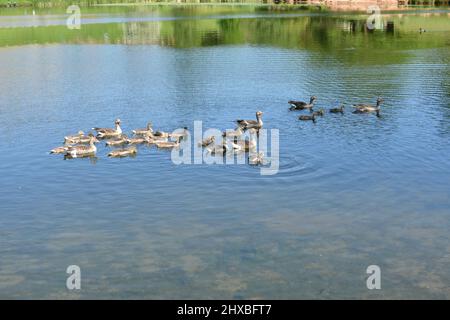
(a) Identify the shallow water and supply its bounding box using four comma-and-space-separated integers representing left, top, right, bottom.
0, 5, 449, 299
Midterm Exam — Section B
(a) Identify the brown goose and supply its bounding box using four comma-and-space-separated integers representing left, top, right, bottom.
289, 96, 317, 111
155, 136, 182, 149
105, 134, 128, 147
313, 109, 325, 117
236, 111, 263, 131
132, 122, 153, 136
299, 114, 316, 123
108, 147, 137, 158
64, 134, 97, 158
126, 135, 152, 145
93, 119, 122, 139
330, 105, 345, 114
353, 98, 383, 117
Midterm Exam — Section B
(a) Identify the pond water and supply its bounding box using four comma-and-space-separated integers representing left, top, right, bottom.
0, 5, 449, 299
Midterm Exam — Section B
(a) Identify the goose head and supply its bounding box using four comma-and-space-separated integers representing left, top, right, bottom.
310, 96, 317, 103
256, 111, 263, 118
376, 97, 384, 105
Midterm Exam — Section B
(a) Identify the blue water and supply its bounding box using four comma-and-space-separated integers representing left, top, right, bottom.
0, 7, 449, 299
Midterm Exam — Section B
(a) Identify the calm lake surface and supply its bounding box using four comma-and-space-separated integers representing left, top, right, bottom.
0, 5, 449, 299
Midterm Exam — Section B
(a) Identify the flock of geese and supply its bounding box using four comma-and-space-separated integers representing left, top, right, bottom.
289, 96, 383, 122
49, 96, 384, 164
49, 115, 264, 164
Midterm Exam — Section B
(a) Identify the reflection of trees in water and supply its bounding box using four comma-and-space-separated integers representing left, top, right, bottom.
1, 12, 449, 64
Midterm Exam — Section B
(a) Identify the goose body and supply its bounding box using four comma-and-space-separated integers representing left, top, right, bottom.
236, 111, 263, 131
93, 119, 122, 139
108, 147, 137, 158
65, 135, 97, 158
289, 96, 317, 111
74, 135, 100, 145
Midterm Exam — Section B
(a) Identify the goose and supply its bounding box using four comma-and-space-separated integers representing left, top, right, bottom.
155, 136, 182, 149
64, 131, 84, 144
236, 111, 263, 131
198, 135, 215, 147
230, 129, 258, 152
353, 98, 383, 117
313, 109, 325, 117
249, 152, 265, 166
330, 105, 345, 114
299, 114, 316, 123
64, 134, 97, 158
77, 133, 100, 144
93, 119, 122, 139
132, 122, 153, 136
169, 127, 189, 140
105, 134, 128, 147
108, 147, 137, 158
289, 96, 317, 111
126, 135, 152, 145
